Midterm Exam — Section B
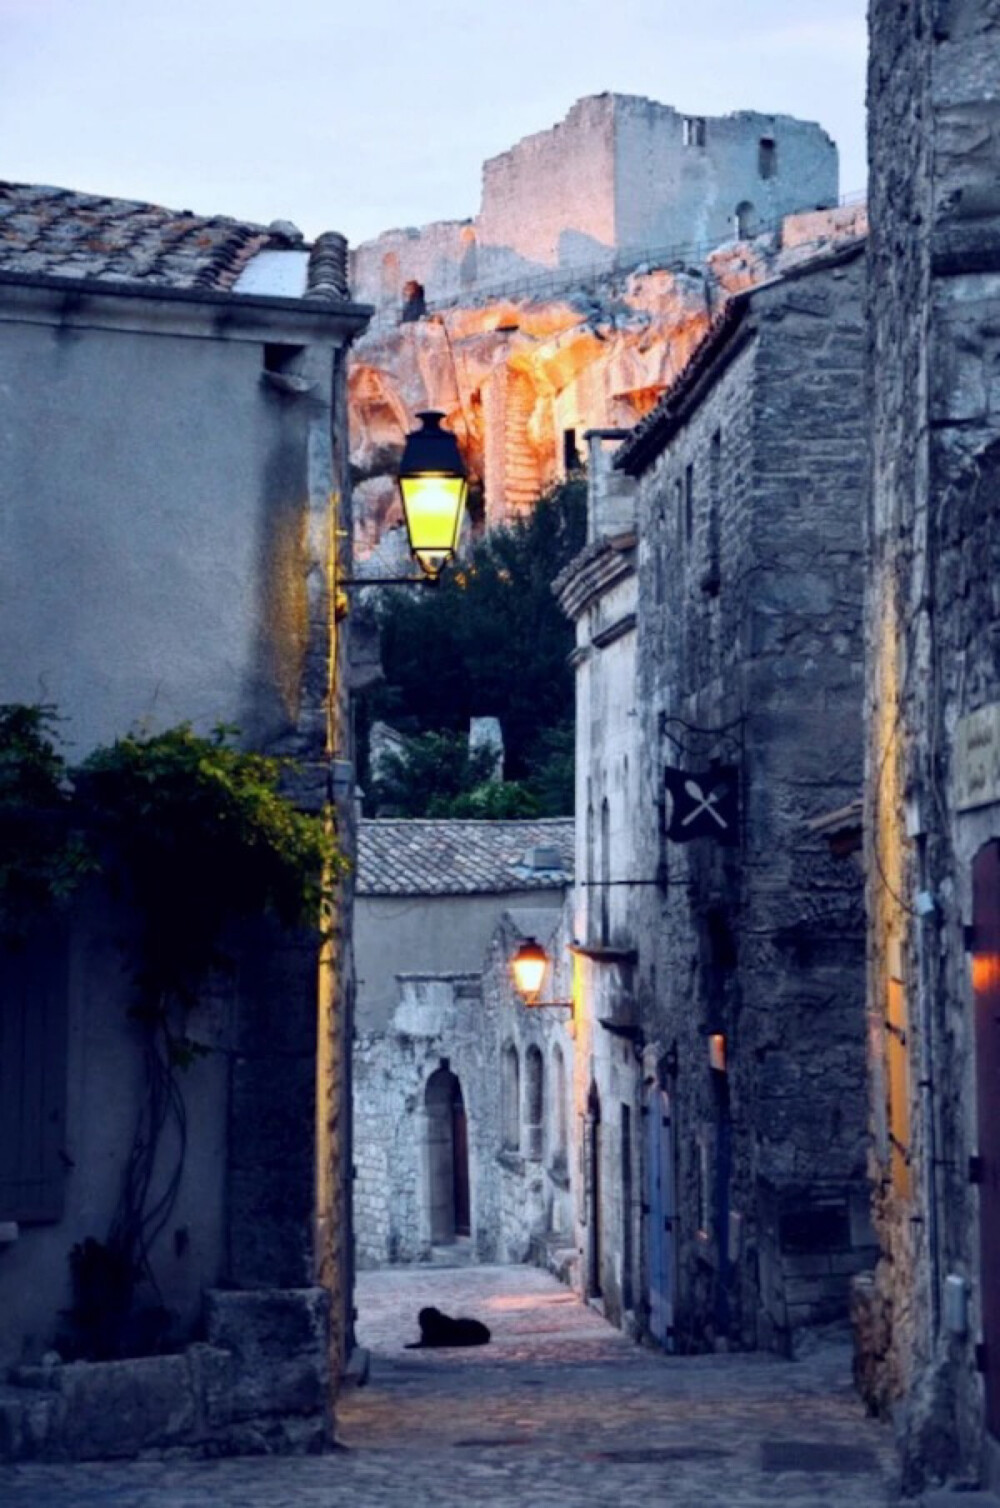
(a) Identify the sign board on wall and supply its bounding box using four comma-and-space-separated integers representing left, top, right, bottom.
956, 704, 1000, 812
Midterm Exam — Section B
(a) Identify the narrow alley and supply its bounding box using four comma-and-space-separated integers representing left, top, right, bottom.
0, 1264, 897, 1507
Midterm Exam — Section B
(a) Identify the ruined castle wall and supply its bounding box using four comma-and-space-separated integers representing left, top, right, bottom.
613, 100, 839, 256
350, 219, 473, 312
477, 95, 618, 273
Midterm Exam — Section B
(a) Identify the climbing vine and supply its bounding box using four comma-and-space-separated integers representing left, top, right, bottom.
0, 709, 343, 1359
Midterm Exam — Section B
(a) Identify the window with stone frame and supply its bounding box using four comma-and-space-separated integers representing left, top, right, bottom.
525, 1045, 544, 1161
702, 429, 722, 595
551, 1043, 568, 1171
683, 117, 707, 148
502, 1042, 520, 1152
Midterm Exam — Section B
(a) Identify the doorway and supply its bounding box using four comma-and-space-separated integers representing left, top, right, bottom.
425, 1065, 470, 1244
645, 1082, 677, 1348
585, 1082, 602, 1297
973, 840, 1000, 1438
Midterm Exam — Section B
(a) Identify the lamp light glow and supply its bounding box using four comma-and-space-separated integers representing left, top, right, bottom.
398, 411, 467, 579
511, 938, 548, 1005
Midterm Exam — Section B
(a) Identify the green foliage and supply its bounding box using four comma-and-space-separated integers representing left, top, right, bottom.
371, 730, 498, 818
363, 479, 585, 815
0, 705, 93, 941
80, 724, 341, 1016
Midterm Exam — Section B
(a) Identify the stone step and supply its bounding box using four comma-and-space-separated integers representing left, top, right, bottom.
919, 1492, 1000, 1508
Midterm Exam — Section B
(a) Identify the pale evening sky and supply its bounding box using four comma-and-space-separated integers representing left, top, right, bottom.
1, 0, 867, 248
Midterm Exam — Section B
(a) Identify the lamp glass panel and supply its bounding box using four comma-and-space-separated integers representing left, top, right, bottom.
512, 952, 546, 1003
400, 475, 466, 557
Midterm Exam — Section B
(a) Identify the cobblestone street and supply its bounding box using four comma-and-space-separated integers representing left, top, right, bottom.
0, 1263, 899, 1507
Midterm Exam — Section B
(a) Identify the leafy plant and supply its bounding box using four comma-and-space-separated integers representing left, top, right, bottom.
0, 711, 343, 1359
0, 704, 93, 941
361, 478, 585, 815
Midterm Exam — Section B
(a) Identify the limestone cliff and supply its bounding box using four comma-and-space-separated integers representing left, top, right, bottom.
349, 206, 866, 557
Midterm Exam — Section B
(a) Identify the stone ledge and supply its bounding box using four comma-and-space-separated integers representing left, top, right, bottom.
0, 1287, 332, 1463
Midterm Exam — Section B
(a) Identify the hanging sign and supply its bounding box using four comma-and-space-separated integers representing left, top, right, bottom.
663, 766, 739, 845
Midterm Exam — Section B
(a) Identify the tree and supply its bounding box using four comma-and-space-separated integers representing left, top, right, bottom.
361, 479, 585, 815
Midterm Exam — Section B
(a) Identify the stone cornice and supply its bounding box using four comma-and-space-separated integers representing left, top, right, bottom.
553, 533, 637, 621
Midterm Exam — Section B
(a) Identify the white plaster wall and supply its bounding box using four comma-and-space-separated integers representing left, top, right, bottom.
0, 309, 337, 758
355, 890, 565, 1033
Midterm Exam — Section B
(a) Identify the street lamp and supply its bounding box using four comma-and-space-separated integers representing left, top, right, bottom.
398, 411, 468, 580
510, 938, 573, 1012
338, 410, 468, 595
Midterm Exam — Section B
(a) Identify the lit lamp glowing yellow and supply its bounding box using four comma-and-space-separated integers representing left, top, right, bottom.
398, 410, 468, 579
510, 938, 572, 1011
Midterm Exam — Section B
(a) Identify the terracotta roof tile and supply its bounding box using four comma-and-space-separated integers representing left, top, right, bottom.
357, 818, 574, 896
0, 181, 349, 299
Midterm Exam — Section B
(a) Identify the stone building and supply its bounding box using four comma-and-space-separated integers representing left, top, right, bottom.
553, 431, 643, 1330
0, 184, 370, 1458
560, 239, 876, 1355
351, 94, 839, 306
863, 0, 1000, 1490
353, 818, 574, 1269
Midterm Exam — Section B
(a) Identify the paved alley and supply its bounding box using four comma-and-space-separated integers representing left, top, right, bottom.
0, 1264, 899, 1507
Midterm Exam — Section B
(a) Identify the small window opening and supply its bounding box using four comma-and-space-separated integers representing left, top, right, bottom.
563, 427, 582, 473
400, 279, 426, 323
758, 137, 777, 179
264, 343, 305, 375
734, 201, 758, 239
683, 117, 706, 148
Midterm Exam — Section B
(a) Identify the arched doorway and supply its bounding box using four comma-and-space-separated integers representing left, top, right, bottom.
425, 1065, 470, 1244
585, 1081, 602, 1297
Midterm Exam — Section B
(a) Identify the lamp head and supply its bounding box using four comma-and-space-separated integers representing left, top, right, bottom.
398, 411, 467, 580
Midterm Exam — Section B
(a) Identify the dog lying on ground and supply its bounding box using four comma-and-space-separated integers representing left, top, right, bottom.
405, 1305, 491, 1348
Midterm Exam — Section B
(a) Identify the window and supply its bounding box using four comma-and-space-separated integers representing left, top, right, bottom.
683, 117, 706, 148
563, 428, 581, 474
525, 1046, 544, 1161
734, 201, 757, 239
0, 938, 68, 1224
684, 463, 695, 547
758, 137, 777, 179
551, 1045, 567, 1168
502, 1043, 520, 1152
703, 430, 721, 595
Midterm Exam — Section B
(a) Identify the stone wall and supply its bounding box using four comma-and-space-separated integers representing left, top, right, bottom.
351, 94, 839, 309
353, 906, 575, 1274
622, 246, 873, 1354
866, 0, 1000, 1488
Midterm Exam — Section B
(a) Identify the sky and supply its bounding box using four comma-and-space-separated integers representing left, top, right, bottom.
1, 0, 868, 247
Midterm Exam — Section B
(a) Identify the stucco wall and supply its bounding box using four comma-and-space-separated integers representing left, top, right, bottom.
0, 290, 343, 760
354, 889, 564, 1034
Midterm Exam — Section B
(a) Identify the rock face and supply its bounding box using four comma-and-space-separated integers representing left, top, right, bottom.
349, 205, 867, 557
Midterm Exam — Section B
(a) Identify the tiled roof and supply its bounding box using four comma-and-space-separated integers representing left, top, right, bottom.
358, 818, 574, 895
0, 182, 350, 300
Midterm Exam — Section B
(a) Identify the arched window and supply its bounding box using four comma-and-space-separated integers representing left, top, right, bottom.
502, 1042, 520, 1151
758, 137, 777, 179
525, 1045, 544, 1161
551, 1044, 567, 1169
734, 201, 757, 239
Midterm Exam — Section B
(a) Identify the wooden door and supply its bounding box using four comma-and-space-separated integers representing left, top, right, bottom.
974, 840, 1000, 1438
